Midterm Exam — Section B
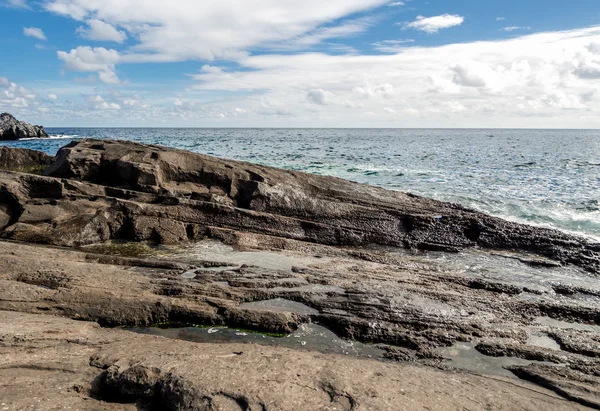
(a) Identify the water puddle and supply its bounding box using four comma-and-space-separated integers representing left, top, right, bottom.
535, 317, 600, 334
385, 247, 600, 300
181, 270, 197, 279
436, 342, 556, 378
128, 323, 384, 359
239, 298, 319, 315
265, 284, 345, 294
154, 240, 315, 271
526, 334, 561, 350
84, 239, 320, 272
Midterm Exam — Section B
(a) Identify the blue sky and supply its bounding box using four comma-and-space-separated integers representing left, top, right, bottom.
2, 0, 600, 127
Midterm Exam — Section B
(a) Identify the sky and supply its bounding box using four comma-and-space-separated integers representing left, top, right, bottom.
2, 0, 600, 128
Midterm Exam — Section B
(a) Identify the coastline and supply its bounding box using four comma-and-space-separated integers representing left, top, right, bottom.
0, 139, 598, 410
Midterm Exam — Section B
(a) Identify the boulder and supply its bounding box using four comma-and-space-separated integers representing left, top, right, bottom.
0, 112, 48, 140
0, 146, 53, 172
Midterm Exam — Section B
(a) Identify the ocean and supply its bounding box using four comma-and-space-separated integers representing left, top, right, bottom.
2, 128, 599, 241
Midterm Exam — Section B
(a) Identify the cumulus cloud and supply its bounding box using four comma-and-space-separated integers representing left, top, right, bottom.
0, 77, 37, 111
57, 46, 120, 84
307, 89, 333, 105
47, 93, 58, 100
9, 3, 600, 127
388, 2, 404, 6
23, 27, 46, 40
403, 14, 464, 34
185, 27, 600, 127
76, 19, 127, 43
451, 64, 487, 88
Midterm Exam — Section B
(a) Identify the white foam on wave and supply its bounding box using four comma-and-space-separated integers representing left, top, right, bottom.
19, 134, 80, 141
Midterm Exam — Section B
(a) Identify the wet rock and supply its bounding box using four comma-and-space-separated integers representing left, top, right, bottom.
475, 342, 565, 363
0, 113, 48, 140
0, 310, 589, 411
508, 364, 600, 410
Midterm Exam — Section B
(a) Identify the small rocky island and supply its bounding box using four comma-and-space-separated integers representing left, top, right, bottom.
0, 139, 598, 410
0, 112, 48, 140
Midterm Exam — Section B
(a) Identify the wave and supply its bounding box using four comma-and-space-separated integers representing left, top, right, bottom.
18, 134, 80, 141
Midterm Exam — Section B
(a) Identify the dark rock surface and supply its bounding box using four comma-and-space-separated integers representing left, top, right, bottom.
0, 146, 53, 172
0, 138, 594, 273
0, 112, 48, 140
508, 364, 600, 409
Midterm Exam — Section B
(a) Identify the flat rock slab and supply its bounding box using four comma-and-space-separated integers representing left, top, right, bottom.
0, 311, 588, 411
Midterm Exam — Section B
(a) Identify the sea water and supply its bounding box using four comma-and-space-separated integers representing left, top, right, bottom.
2, 128, 599, 241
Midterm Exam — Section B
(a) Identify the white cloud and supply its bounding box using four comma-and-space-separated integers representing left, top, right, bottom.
288, 17, 374, 47
76, 19, 127, 43
99, 102, 121, 110
307, 89, 333, 105
451, 63, 488, 88
388, 2, 405, 6
403, 14, 464, 34
503, 26, 531, 32
87, 95, 104, 103
0, 77, 37, 111
23, 27, 47, 40
47, 93, 58, 100
184, 27, 600, 127
496, 17, 505, 21
8, 5, 600, 128
57, 46, 120, 84
45, 0, 389, 63
372, 39, 414, 53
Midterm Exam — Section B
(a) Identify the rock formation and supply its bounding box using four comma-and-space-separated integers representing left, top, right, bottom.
0, 139, 598, 410
0, 138, 596, 272
0, 146, 53, 171
0, 112, 48, 140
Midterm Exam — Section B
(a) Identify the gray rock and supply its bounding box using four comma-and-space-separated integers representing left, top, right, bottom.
0, 112, 48, 140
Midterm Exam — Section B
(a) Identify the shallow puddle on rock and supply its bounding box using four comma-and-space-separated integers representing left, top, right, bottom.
265, 284, 345, 294
238, 298, 319, 315
154, 240, 315, 271
436, 342, 556, 378
127, 323, 385, 359
385, 247, 600, 298
526, 334, 561, 350
181, 270, 197, 279
535, 317, 600, 334
83, 239, 320, 272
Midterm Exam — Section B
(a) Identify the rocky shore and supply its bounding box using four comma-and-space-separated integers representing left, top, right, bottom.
0, 112, 48, 140
0, 139, 599, 410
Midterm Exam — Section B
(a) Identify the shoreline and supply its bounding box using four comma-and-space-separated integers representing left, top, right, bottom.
0, 139, 598, 409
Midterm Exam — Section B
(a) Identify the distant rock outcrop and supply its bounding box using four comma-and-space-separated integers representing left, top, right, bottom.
0, 113, 48, 140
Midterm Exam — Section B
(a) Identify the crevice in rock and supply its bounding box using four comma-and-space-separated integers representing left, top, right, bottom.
90, 363, 254, 411
464, 220, 482, 242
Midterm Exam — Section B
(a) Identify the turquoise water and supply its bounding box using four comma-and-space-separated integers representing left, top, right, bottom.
2, 128, 599, 240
